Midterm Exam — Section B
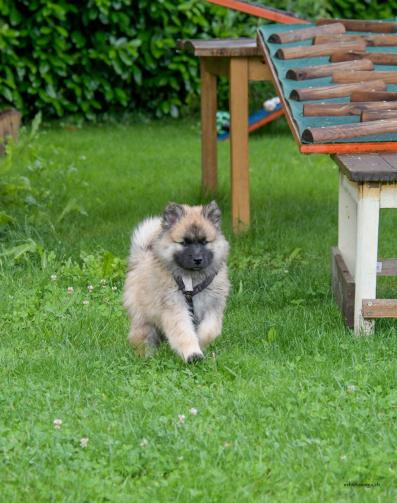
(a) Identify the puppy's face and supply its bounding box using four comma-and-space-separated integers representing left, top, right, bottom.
155, 201, 228, 275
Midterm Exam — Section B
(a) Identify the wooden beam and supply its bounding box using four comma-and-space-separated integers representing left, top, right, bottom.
303, 100, 397, 117
276, 40, 366, 60
317, 18, 397, 33
206, 0, 308, 24
268, 23, 345, 44
331, 51, 397, 65
362, 299, 397, 318
332, 247, 355, 328
286, 59, 373, 81
200, 59, 218, 194
290, 80, 385, 101
350, 90, 397, 102
333, 71, 397, 84
302, 119, 397, 143
377, 259, 397, 276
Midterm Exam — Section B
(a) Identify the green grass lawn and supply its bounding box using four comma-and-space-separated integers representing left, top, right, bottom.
1, 117, 397, 502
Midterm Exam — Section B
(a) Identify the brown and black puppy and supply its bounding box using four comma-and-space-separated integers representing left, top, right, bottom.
123, 201, 230, 362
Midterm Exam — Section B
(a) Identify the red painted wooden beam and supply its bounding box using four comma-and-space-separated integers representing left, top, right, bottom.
206, 0, 309, 24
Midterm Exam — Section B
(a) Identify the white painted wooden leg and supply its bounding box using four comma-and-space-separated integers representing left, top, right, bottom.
338, 173, 357, 276
354, 183, 380, 335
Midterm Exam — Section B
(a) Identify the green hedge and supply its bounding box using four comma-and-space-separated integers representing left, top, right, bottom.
1, 0, 390, 120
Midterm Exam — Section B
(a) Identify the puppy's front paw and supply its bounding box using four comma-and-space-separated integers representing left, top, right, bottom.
186, 352, 204, 364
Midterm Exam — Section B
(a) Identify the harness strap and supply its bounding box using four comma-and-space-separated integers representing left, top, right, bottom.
174, 272, 217, 322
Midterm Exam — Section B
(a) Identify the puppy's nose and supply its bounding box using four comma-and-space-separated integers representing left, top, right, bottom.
193, 258, 202, 265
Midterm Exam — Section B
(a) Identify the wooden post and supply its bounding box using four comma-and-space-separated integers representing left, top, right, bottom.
200, 59, 218, 194
229, 57, 250, 233
354, 183, 380, 334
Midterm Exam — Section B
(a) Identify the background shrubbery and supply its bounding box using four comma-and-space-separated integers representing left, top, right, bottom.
0, 0, 394, 120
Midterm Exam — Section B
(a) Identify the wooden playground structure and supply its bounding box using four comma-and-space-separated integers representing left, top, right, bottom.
180, 1, 397, 333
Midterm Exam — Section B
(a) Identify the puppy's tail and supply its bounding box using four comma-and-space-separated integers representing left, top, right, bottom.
130, 217, 162, 256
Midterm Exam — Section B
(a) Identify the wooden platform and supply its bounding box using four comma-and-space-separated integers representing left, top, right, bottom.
332, 153, 397, 333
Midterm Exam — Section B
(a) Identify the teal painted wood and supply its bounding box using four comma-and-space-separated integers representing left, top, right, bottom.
258, 23, 397, 144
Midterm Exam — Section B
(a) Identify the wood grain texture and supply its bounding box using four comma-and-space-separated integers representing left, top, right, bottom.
330, 51, 397, 65
178, 38, 261, 57
331, 247, 355, 328
290, 80, 385, 101
268, 23, 345, 44
276, 40, 366, 60
360, 110, 397, 122
333, 70, 397, 84
316, 18, 397, 33
229, 58, 250, 233
350, 90, 397, 102
362, 299, 397, 318
314, 33, 397, 46
286, 59, 373, 80
332, 153, 397, 182
200, 60, 218, 194
302, 118, 397, 143
304, 100, 397, 116
377, 259, 397, 276
0, 108, 21, 155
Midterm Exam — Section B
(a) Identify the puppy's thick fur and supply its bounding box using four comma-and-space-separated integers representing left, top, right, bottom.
123, 201, 230, 362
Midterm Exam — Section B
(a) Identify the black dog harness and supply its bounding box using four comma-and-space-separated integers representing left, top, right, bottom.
174, 272, 217, 323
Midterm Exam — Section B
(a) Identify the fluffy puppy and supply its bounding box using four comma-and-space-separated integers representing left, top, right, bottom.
123, 201, 230, 362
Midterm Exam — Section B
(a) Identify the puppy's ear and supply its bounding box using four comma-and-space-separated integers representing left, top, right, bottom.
202, 200, 221, 229
162, 202, 185, 229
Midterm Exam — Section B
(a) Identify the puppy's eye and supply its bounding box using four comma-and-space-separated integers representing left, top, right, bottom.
183, 238, 193, 246
198, 238, 208, 245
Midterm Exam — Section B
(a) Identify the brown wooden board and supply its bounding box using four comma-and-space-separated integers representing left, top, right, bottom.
0, 108, 21, 155
362, 299, 397, 318
332, 153, 397, 182
177, 38, 261, 57
331, 247, 355, 328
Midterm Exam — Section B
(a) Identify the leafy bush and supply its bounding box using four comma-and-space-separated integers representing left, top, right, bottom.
1, 0, 387, 121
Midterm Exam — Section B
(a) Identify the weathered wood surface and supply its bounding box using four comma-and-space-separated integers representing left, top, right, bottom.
331, 247, 355, 328
377, 259, 397, 276
330, 51, 397, 65
302, 118, 397, 143
333, 70, 397, 84
0, 108, 21, 155
177, 38, 261, 57
276, 40, 366, 60
290, 80, 385, 101
286, 59, 373, 81
333, 153, 397, 182
314, 33, 397, 46
350, 90, 397, 102
303, 100, 397, 116
360, 110, 397, 122
362, 299, 397, 318
268, 22, 345, 44
317, 18, 397, 33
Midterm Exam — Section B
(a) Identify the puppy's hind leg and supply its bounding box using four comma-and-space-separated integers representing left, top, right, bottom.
128, 316, 158, 357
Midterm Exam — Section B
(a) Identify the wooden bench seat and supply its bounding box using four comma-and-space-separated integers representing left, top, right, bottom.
332, 153, 397, 333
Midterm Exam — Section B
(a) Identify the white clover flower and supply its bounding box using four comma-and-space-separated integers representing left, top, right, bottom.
140, 438, 149, 448
87, 285, 94, 292
189, 408, 198, 416
100, 279, 107, 285
53, 419, 62, 429
347, 384, 357, 393
80, 437, 89, 448
340, 454, 347, 461
51, 274, 57, 281
67, 287, 74, 294
82, 300, 89, 305
178, 414, 186, 424
111, 286, 117, 291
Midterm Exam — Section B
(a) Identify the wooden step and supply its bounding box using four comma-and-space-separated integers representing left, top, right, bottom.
362, 299, 397, 318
